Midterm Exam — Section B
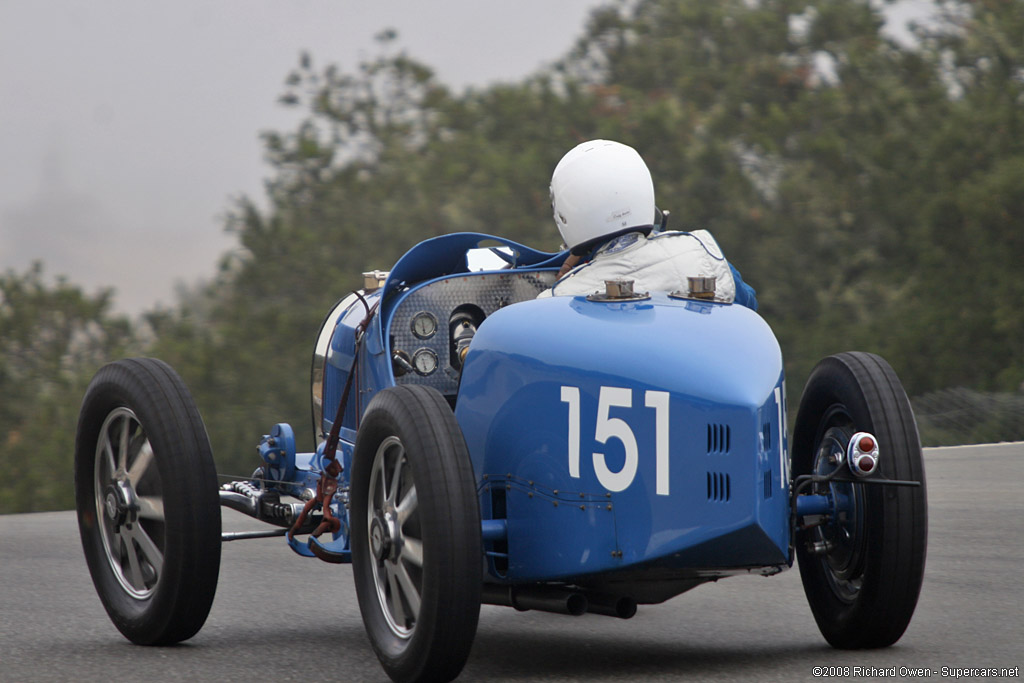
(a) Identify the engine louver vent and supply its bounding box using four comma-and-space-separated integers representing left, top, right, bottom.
706, 472, 731, 502
764, 470, 773, 499
762, 421, 772, 452
707, 423, 731, 454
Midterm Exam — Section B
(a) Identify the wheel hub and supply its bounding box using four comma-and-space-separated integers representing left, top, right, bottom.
812, 424, 867, 601
369, 515, 388, 560
104, 490, 120, 522
103, 480, 138, 528
370, 510, 401, 562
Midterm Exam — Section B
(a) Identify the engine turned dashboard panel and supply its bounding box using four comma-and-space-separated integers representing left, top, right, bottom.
389, 270, 557, 396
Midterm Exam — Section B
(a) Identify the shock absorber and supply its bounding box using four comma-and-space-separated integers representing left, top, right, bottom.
219, 480, 306, 527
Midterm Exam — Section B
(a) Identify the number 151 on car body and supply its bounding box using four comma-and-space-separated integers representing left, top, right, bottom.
561, 385, 671, 495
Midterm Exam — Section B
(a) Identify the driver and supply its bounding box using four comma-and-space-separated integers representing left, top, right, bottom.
539, 139, 757, 310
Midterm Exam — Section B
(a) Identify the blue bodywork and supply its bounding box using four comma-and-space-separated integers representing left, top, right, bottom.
284, 232, 792, 599
457, 293, 789, 582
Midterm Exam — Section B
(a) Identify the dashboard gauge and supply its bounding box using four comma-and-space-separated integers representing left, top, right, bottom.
412, 348, 438, 376
411, 311, 438, 339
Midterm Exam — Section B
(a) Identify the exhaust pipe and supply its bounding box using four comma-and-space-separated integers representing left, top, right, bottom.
586, 593, 637, 619
482, 585, 588, 616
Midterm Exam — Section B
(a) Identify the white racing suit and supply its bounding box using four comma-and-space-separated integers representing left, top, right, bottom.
539, 230, 742, 305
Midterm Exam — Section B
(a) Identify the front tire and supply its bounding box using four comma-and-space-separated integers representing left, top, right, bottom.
351, 385, 481, 683
75, 358, 221, 645
793, 352, 927, 649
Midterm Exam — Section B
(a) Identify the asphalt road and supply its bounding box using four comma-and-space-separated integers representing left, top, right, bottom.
1, 443, 1021, 682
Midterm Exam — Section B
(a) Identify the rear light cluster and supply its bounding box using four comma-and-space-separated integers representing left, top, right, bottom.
847, 432, 879, 477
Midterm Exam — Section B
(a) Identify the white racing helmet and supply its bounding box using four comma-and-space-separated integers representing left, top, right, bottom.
550, 139, 656, 251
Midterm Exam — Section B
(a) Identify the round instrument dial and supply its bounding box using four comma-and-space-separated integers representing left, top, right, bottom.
412, 348, 438, 376
411, 311, 438, 339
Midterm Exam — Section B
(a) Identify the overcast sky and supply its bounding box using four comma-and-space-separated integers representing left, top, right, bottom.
0, 0, 609, 313
0, 1, 932, 315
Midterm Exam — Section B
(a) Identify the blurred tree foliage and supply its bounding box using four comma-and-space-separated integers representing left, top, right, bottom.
0, 264, 134, 513
3, 0, 1022, 513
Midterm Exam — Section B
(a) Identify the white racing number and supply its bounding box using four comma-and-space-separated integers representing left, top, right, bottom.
561, 386, 671, 495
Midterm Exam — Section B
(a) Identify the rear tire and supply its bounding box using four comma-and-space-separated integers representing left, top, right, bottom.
793, 352, 927, 649
351, 385, 481, 683
75, 358, 221, 645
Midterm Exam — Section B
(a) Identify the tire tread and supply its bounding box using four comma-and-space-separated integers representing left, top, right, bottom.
75, 357, 221, 645
793, 352, 927, 649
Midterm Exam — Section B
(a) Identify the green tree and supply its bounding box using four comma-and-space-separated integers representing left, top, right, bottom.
0, 264, 135, 513
558, 0, 1022, 399
893, 0, 1024, 393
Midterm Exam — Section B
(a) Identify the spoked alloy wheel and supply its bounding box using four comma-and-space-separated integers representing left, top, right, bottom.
94, 407, 165, 599
351, 385, 481, 683
367, 435, 423, 639
75, 358, 221, 645
793, 352, 927, 649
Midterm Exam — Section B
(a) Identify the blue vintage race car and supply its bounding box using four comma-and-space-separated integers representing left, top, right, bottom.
74, 232, 927, 683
